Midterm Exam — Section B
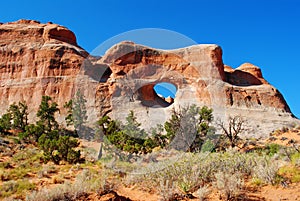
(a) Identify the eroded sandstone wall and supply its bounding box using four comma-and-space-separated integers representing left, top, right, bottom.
0, 20, 297, 137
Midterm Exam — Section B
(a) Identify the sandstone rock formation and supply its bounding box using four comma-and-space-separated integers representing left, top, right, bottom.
85, 42, 297, 137
0, 20, 298, 138
0, 19, 87, 122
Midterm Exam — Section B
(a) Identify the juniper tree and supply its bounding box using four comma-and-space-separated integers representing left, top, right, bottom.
8, 101, 28, 131
64, 99, 73, 126
37, 96, 59, 132
72, 91, 87, 132
164, 104, 214, 152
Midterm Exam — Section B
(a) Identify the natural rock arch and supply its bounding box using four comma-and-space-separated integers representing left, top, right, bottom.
134, 82, 176, 108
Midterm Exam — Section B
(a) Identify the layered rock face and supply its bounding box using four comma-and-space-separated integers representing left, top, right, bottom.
0, 20, 87, 122
0, 20, 298, 137
87, 42, 297, 137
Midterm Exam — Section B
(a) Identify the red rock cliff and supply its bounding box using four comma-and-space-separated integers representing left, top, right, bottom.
0, 19, 88, 121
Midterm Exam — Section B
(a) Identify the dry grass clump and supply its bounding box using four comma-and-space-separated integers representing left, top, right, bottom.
252, 157, 280, 185
158, 179, 179, 201
36, 165, 57, 179
0, 179, 35, 198
215, 171, 244, 200
26, 169, 111, 201
195, 185, 210, 201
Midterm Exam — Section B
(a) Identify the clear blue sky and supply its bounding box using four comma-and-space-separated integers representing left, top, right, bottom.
1, 0, 299, 117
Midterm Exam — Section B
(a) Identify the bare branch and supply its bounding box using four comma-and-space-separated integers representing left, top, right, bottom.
217, 116, 244, 148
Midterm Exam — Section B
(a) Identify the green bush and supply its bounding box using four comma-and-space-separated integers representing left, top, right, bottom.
19, 122, 45, 142
99, 112, 168, 156
250, 143, 282, 157
164, 105, 214, 152
267, 143, 281, 156
201, 139, 215, 153
0, 113, 12, 134
38, 131, 80, 164
291, 152, 300, 166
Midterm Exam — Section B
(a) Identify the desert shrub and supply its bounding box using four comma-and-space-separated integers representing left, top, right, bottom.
201, 139, 215, 153
266, 143, 281, 156
0, 180, 35, 198
291, 152, 300, 166
126, 152, 223, 194
278, 166, 300, 183
99, 105, 214, 157
215, 171, 244, 200
12, 147, 41, 163
1, 165, 31, 181
158, 179, 179, 201
249, 143, 286, 159
253, 157, 279, 185
175, 156, 204, 194
38, 131, 80, 164
126, 149, 283, 199
26, 169, 110, 201
0, 113, 12, 134
0, 162, 11, 169
0, 148, 42, 181
37, 165, 57, 179
217, 116, 244, 149
195, 185, 210, 201
38, 130, 80, 164
251, 178, 264, 187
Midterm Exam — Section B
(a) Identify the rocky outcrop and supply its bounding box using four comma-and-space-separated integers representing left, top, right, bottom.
0, 20, 298, 137
85, 42, 298, 138
0, 20, 87, 122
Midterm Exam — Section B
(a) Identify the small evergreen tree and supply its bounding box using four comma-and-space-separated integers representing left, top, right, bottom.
37, 96, 59, 132
164, 109, 181, 141
150, 124, 168, 148
19, 122, 44, 142
8, 101, 28, 131
73, 91, 87, 132
0, 113, 12, 133
164, 104, 214, 152
64, 100, 73, 127
122, 110, 147, 139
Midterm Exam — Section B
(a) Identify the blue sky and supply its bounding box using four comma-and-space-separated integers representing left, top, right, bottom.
1, 0, 299, 117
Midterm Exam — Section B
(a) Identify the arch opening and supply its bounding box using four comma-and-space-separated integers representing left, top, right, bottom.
154, 82, 177, 100
136, 82, 177, 108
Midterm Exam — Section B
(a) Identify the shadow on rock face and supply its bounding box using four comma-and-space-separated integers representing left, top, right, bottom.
82, 60, 112, 83
225, 70, 263, 86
